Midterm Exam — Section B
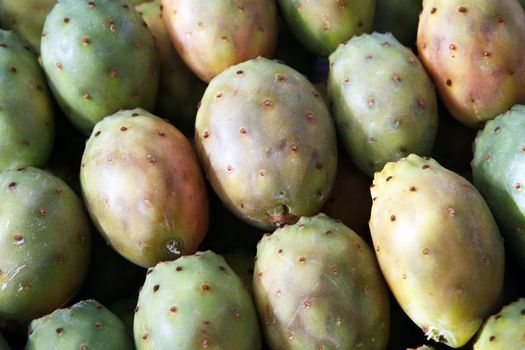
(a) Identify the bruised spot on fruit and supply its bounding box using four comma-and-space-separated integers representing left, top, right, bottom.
400, 147, 407, 153
520, 308, 525, 315
134, 306, 139, 313
95, 131, 101, 137
421, 42, 427, 49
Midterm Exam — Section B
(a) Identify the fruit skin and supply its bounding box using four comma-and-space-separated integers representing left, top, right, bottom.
80, 108, 209, 268
0, 30, 54, 171
161, 0, 278, 83
472, 105, 525, 269
321, 154, 372, 235
373, 0, 422, 47
473, 298, 525, 350
0, 168, 91, 321
195, 57, 337, 231
0, 333, 9, 350
277, 0, 375, 56
328, 32, 438, 176
253, 214, 390, 350
417, 0, 525, 127
134, 251, 261, 349
136, 0, 206, 136
41, 0, 159, 135
370, 155, 505, 348
0, 0, 55, 53
407, 346, 434, 350
26, 299, 133, 350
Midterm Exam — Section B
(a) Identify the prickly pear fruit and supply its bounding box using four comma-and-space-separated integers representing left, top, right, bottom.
26, 300, 133, 350
196, 58, 337, 230
277, 0, 375, 56
473, 298, 525, 350
472, 105, 525, 269
373, 0, 422, 47
417, 0, 525, 127
321, 154, 372, 235
136, 0, 206, 136
254, 214, 390, 350
407, 346, 435, 350
41, 0, 159, 135
370, 155, 505, 348
0, 333, 9, 350
80, 108, 208, 268
0, 0, 55, 53
0, 30, 54, 171
0, 168, 91, 321
161, 0, 278, 83
134, 251, 261, 349
328, 33, 438, 176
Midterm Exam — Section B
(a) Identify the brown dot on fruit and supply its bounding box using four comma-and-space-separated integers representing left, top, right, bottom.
236, 70, 244, 75
239, 128, 247, 135
120, 126, 127, 132
422, 165, 430, 169
299, 257, 306, 263
109, 69, 117, 78
458, 6, 467, 13
83, 92, 91, 100
153, 284, 159, 292
392, 74, 401, 82
8, 182, 16, 190
82, 37, 90, 45
202, 283, 210, 291
430, 7, 436, 14
202, 339, 209, 348
423, 248, 430, 255
386, 176, 393, 182
446, 79, 452, 86
176, 266, 182, 272
95, 322, 102, 329
515, 183, 521, 190
331, 266, 339, 275
9, 67, 16, 73
448, 208, 456, 216
410, 186, 417, 192
368, 98, 375, 106
88, 1, 95, 8
56, 327, 63, 334
142, 333, 148, 340
276, 74, 286, 81
263, 99, 273, 108
170, 306, 177, 313
259, 170, 266, 177
39, 208, 46, 217
489, 336, 495, 342
449, 44, 456, 50
390, 215, 396, 222
95, 131, 101, 137
64, 17, 70, 23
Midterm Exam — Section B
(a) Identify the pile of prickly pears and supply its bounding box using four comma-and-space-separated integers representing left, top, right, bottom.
0, 0, 524, 349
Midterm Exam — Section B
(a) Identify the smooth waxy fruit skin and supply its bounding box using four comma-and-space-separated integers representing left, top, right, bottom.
472, 105, 525, 269
277, 0, 376, 56
136, 0, 206, 136
80, 108, 209, 268
41, 0, 159, 135
26, 300, 133, 350
473, 298, 525, 350
328, 33, 438, 176
0, 30, 54, 171
417, 0, 525, 127
253, 214, 390, 350
195, 58, 337, 231
134, 251, 261, 350
0, 168, 91, 321
370, 155, 504, 348
0, 0, 55, 53
373, 0, 422, 47
161, 0, 278, 83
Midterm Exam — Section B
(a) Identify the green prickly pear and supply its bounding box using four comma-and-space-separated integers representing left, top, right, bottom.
473, 298, 525, 350
80, 108, 209, 268
0, 30, 54, 171
472, 105, 525, 269
370, 155, 505, 348
373, 0, 422, 47
0, 168, 91, 321
41, 0, 159, 135
253, 214, 390, 350
195, 57, 337, 231
0, 0, 55, 53
277, 0, 376, 56
161, 0, 278, 83
328, 33, 438, 176
136, 0, 206, 136
417, 0, 525, 127
26, 300, 133, 350
134, 251, 261, 349
0, 333, 9, 350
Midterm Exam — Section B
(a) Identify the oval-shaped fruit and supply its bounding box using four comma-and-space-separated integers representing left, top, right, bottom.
0, 0, 55, 53
136, 0, 206, 136
417, 0, 525, 127
161, 0, 278, 82
0, 168, 91, 321
473, 298, 525, 350
195, 57, 337, 230
0, 30, 54, 171
26, 300, 133, 350
254, 214, 390, 350
134, 251, 261, 349
472, 105, 525, 269
41, 0, 159, 135
277, 0, 375, 56
80, 108, 209, 268
370, 155, 505, 348
328, 32, 438, 176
